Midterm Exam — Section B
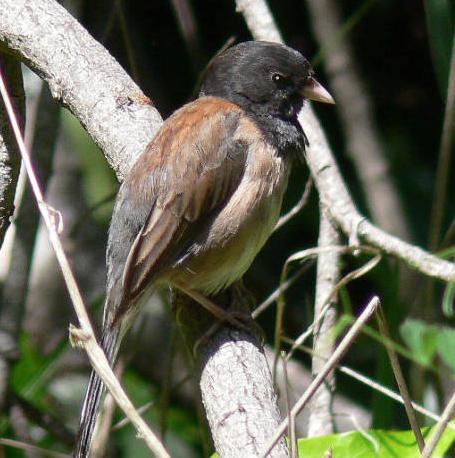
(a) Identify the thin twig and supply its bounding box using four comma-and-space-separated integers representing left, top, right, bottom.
0, 69, 171, 458
0, 438, 70, 458
421, 389, 455, 457
275, 177, 313, 231
260, 296, 380, 458
281, 352, 296, 458
90, 359, 126, 458
274, 244, 376, 372
112, 374, 191, 431
285, 245, 381, 361
252, 262, 314, 319
376, 307, 425, 452
282, 339, 455, 430
338, 365, 455, 430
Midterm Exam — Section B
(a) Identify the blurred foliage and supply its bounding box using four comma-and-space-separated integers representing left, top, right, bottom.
1, 0, 454, 456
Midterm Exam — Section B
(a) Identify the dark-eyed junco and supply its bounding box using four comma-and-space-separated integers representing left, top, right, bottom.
75, 40, 334, 457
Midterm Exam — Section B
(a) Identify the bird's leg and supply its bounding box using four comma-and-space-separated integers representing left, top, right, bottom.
174, 282, 263, 356
173, 282, 250, 331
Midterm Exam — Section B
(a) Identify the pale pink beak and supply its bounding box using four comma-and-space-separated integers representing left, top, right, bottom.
301, 77, 335, 104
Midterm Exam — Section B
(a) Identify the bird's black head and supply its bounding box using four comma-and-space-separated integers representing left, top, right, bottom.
200, 41, 334, 153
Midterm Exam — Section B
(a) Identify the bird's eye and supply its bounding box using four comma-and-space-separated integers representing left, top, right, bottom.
271, 72, 285, 84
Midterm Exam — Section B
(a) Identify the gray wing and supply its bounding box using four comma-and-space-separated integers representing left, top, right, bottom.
105, 98, 248, 325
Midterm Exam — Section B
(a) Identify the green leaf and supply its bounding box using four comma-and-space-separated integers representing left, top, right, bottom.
442, 280, 455, 318
11, 332, 68, 402
210, 427, 455, 458
436, 325, 455, 372
399, 319, 438, 366
296, 427, 455, 457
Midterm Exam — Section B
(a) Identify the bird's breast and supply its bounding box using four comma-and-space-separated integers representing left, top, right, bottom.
170, 137, 291, 295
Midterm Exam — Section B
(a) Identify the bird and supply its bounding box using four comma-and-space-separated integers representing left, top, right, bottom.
74, 40, 334, 457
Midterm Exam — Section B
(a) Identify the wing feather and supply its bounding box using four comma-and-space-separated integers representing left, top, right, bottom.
107, 97, 248, 322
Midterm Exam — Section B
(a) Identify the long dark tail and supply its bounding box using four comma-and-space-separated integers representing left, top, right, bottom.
74, 327, 120, 457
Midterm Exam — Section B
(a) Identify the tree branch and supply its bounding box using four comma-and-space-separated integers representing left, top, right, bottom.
236, 0, 455, 282
0, 2, 288, 455
307, 208, 340, 436
0, 66, 171, 458
0, 0, 162, 180
305, 0, 411, 240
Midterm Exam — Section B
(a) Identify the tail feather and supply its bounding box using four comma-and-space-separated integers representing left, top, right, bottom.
74, 328, 120, 458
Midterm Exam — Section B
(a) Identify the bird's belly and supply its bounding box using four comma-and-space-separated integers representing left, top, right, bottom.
170, 165, 289, 295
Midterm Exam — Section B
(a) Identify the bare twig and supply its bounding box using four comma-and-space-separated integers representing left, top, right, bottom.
280, 352, 296, 458
308, 209, 341, 437
0, 438, 70, 458
275, 177, 313, 231
0, 0, 162, 180
283, 245, 381, 361
0, 69, 171, 458
283, 337, 455, 430
252, 262, 314, 319
338, 365, 455, 430
421, 389, 455, 458
376, 306, 425, 452
274, 244, 379, 371
260, 296, 380, 458
90, 359, 126, 458
0, 82, 59, 410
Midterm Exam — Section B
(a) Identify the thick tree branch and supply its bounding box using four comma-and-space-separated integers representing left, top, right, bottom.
0, 1, 288, 455
0, 0, 162, 180
201, 330, 288, 457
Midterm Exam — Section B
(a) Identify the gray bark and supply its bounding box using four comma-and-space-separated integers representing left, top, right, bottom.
307, 210, 340, 436
0, 1, 287, 455
0, 0, 162, 181
200, 330, 288, 458
0, 55, 23, 247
